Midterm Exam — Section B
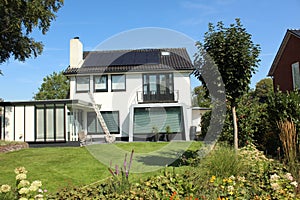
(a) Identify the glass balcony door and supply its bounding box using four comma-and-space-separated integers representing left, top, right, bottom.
143, 73, 174, 102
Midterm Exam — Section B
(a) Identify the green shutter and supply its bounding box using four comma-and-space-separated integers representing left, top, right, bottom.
133, 107, 182, 134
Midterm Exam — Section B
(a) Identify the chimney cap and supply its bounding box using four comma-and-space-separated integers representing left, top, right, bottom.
73, 36, 80, 39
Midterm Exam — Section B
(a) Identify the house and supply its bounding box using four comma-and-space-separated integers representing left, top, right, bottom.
268, 29, 300, 92
0, 37, 208, 145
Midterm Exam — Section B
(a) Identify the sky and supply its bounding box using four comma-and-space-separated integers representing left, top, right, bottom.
0, 0, 299, 101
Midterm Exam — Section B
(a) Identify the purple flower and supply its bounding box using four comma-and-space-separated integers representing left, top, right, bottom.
115, 164, 119, 175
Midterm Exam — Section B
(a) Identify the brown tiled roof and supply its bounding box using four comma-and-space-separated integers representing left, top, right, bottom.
64, 48, 194, 75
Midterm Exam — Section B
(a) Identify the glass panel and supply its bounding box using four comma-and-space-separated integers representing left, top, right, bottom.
76, 76, 89, 91
102, 111, 119, 133
143, 74, 148, 95
292, 62, 300, 90
112, 75, 125, 91
56, 108, 64, 140
87, 112, 119, 134
94, 75, 107, 91
46, 108, 54, 140
159, 75, 167, 94
149, 75, 157, 94
87, 112, 97, 133
36, 108, 44, 140
133, 107, 182, 134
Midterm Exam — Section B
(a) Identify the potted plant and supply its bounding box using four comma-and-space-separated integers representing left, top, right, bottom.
165, 125, 172, 141
152, 126, 159, 142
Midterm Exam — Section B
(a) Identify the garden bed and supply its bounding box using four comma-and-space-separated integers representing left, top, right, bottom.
0, 141, 29, 153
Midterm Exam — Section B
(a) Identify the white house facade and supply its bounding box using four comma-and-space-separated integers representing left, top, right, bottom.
0, 37, 208, 145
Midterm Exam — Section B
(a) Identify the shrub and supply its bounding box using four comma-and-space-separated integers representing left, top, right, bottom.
191, 144, 299, 199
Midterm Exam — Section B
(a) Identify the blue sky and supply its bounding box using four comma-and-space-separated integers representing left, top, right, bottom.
0, 0, 299, 100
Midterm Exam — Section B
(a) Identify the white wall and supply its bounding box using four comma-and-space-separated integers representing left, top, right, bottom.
69, 71, 193, 137
4, 106, 14, 141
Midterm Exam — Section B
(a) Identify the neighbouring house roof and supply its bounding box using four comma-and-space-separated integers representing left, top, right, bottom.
268, 29, 300, 76
64, 48, 194, 75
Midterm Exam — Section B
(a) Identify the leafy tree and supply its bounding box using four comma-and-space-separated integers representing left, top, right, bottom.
254, 77, 273, 102
0, 0, 64, 67
194, 18, 261, 149
33, 71, 69, 100
192, 85, 211, 107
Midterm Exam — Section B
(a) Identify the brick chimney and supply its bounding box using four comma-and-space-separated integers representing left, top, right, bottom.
69, 37, 83, 68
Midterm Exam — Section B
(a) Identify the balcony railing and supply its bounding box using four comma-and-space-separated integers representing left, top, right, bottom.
136, 90, 179, 103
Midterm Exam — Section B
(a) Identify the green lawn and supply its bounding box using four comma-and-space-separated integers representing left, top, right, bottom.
0, 141, 202, 193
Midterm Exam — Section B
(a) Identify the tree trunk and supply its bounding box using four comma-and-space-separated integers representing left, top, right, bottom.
232, 105, 238, 150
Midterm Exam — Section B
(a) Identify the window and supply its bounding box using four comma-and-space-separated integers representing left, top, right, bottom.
87, 111, 119, 134
111, 74, 126, 91
94, 75, 108, 92
76, 76, 90, 92
292, 62, 300, 90
35, 104, 66, 142
143, 73, 174, 102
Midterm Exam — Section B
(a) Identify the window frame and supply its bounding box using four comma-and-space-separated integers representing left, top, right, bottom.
111, 74, 126, 92
76, 76, 90, 93
87, 111, 120, 134
94, 75, 108, 92
292, 62, 300, 90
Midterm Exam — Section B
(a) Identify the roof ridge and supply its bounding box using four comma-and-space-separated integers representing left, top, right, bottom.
83, 47, 187, 53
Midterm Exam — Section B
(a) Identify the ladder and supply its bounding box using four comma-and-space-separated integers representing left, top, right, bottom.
88, 93, 115, 143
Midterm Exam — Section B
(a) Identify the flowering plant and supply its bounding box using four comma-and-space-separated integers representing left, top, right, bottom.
0, 167, 47, 200
107, 149, 134, 193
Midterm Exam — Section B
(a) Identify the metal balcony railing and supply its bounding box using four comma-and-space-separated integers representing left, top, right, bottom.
136, 90, 179, 103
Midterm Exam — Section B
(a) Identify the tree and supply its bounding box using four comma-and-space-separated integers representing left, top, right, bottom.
194, 18, 261, 149
0, 0, 64, 67
254, 77, 273, 102
33, 71, 69, 100
192, 85, 211, 107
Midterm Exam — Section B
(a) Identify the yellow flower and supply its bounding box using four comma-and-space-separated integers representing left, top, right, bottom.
31, 180, 42, 188
210, 175, 216, 183
18, 180, 30, 187
19, 187, 29, 194
1, 184, 11, 193
14, 167, 28, 175
16, 173, 27, 180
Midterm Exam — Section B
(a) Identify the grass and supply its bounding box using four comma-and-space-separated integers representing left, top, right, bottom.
0, 141, 202, 193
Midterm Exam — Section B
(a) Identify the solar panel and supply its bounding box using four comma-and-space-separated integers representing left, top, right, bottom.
82, 49, 160, 67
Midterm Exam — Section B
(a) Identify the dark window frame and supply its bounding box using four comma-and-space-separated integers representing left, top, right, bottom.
111, 74, 126, 92
142, 73, 174, 102
87, 111, 120, 134
76, 76, 90, 93
94, 75, 108, 92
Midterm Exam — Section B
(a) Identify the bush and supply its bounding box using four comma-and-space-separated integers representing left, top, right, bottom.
190, 144, 299, 199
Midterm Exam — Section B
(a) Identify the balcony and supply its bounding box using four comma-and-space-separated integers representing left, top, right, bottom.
137, 90, 179, 103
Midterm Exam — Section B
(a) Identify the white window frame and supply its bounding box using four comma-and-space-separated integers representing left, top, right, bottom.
292, 62, 300, 90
